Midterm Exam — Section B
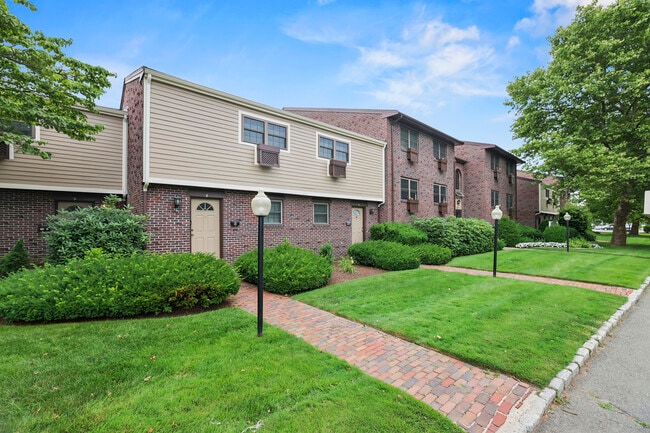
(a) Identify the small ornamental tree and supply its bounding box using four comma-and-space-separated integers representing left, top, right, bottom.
0, 239, 31, 277
44, 195, 150, 264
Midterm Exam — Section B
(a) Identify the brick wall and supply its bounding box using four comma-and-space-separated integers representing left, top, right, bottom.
0, 189, 104, 262
122, 77, 145, 214
516, 176, 539, 228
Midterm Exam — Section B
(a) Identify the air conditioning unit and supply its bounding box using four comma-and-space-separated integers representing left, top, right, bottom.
329, 159, 347, 178
0, 142, 14, 160
438, 202, 448, 215
438, 158, 447, 171
407, 148, 418, 163
257, 144, 280, 167
407, 199, 419, 214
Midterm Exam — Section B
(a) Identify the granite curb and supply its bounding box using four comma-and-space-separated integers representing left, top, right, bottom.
498, 275, 650, 433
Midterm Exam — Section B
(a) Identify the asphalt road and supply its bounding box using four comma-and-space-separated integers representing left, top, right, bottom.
536, 289, 650, 433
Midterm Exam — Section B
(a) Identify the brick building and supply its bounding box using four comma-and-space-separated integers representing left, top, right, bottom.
517, 171, 563, 229
454, 142, 524, 223
283, 108, 462, 223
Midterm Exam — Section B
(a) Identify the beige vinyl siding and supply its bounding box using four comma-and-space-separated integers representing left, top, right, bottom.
147, 80, 384, 201
0, 109, 125, 192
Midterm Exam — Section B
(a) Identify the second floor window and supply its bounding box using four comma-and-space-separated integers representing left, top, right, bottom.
319, 136, 349, 162
434, 184, 447, 204
491, 190, 499, 207
506, 160, 516, 175
506, 194, 513, 210
242, 115, 287, 149
401, 178, 418, 200
490, 152, 500, 170
433, 141, 447, 160
400, 126, 419, 150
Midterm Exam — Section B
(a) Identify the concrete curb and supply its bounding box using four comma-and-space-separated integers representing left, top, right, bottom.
499, 275, 650, 433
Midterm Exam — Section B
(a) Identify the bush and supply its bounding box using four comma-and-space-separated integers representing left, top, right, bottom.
348, 240, 420, 271
519, 225, 544, 241
569, 237, 594, 248
411, 244, 452, 265
644, 225, 650, 234
319, 241, 335, 264
0, 240, 31, 278
543, 225, 579, 243
0, 251, 240, 323
338, 256, 355, 273
497, 216, 521, 247
369, 222, 428, 245
44, 195, 150, 264
411, 216, 494, 257
235, 240, 332, 295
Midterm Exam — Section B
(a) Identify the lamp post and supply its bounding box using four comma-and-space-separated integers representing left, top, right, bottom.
251, 190, 272, 337
491, 205, 503, 277
564, 212, 571, 253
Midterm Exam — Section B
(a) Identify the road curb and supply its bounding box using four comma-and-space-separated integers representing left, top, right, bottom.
499, 275, 650, 432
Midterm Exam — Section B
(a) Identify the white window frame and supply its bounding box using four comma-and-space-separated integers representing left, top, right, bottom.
317, 134, 350, 163
313, 203, 330, 224
265, 200, 283, 224
238, 111, 290, 150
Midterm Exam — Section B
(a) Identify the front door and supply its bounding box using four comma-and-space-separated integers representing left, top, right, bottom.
191, 198, 220, 256
351, 207, 364, 244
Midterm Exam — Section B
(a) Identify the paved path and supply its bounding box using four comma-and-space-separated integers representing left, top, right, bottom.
226, 267, 639, 432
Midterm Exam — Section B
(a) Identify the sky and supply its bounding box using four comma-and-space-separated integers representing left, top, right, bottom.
10, 0, 615, 151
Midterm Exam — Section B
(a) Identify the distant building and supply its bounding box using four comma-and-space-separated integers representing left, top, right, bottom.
517, 171, 563, 229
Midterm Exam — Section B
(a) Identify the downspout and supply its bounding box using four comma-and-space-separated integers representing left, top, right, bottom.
142, 72, 152, 214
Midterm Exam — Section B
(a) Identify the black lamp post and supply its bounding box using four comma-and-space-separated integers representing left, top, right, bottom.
564, 212, 571, 253
251, 190, 272, 337
491, 205, 503, 277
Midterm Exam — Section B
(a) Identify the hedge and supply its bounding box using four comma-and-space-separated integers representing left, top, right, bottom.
348, 240, 420, 271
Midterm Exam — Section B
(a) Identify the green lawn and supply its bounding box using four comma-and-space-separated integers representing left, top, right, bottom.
0, 309, 462, 433
295, 269, 625, 387
448, 245, 650, 289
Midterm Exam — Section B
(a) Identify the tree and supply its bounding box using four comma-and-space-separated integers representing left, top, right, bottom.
506, 0, 650, 246
0, 0, 114, 158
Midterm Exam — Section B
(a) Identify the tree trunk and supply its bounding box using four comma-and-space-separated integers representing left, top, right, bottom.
630, 220, 639, 236
610, 199, 631, 246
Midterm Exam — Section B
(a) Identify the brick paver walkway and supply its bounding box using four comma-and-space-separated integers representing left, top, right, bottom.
228, 283, 534, 433
227, 267, 634, 432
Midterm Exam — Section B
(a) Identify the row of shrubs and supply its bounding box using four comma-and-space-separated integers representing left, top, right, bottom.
0, 250, 240, 323
348, 240, 452, 271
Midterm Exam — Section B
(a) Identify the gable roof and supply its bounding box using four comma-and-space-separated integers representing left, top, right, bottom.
462, 141, 525, 164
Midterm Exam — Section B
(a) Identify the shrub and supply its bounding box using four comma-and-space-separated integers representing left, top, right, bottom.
411, 216, 494, 257
644, 225, 650, 234
0, 251, 240, 323
497, 216, 521, 247
319, 241, 335, 264
0, 240, 31, 278
235, 240, 332, 295
338, 256, 355, 273
369, 222, 428, 245
569, 237, 594, 248
44, 195, 150, 264
348, 240, 420, 271
411, 244, 452, 265
543, 225, 579, 243
519, 225, 544, 241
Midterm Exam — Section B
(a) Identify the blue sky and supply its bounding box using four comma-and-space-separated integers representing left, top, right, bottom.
11, 0, 614, 150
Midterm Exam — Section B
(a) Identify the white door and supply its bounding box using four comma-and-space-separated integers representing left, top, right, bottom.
191, 198, 220, 256
351, 207, 364, 244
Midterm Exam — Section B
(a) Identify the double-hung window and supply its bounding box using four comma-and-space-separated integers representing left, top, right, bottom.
265, 200, 282, 224
400, 178, 418, 200
313, 203, 329, 224
319, 136, 349, 162
433, 141, 447, 160
242, 115, 287, 149
491, 190, 499, 207
506, 194, 513, 210
490, 152, 500, 171
400, 127, 419, 151
433, 184, 447, 204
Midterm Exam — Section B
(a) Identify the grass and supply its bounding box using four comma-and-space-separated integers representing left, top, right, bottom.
447, 243, 650, 289
0, 308, 462, 433
294, 269, 625, 387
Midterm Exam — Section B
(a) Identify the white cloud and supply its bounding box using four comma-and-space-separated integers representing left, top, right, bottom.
507, 36, 521, 49
515, 0, 618, 36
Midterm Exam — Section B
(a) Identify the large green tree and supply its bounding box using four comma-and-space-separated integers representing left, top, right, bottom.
506, 0, 649, 246
0, 0, 114, 159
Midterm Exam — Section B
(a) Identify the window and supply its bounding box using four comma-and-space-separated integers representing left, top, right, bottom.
313, 203, 329, 224
490, 152, 500, 170
491, 190, 499, 207
506, 160, 516, 176
1, 120, 33, 137
266, 200, 282, 224
400, 178, 418, 200
242, 115, 287, 149
400, 126, 419, 150
433, 141, 447, 160
433, 184, 447, 204
319, 136, 349, 162
506, 194, 513, 210
455, 169, 462, 191
56, 201, 94, 212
